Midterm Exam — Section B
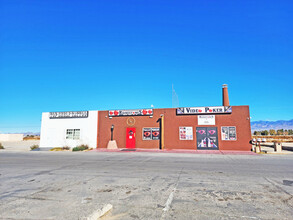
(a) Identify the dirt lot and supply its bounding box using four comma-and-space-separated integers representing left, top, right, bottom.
0, 140, 40, 151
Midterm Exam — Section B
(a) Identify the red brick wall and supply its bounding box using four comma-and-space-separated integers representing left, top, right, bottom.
97, 106, 252, 151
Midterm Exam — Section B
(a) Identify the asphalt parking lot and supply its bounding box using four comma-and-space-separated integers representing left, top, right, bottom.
0, 151, 293, 220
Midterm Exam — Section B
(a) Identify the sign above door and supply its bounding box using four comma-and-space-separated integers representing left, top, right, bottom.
109, 109, 153, 117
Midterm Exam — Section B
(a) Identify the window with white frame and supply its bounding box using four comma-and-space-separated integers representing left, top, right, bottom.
66, 129, 80, 140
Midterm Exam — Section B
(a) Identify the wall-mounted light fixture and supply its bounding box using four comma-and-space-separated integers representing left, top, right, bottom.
111, 125, 114, 141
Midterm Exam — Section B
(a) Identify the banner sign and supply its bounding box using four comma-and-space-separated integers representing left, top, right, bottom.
221, 126, 237, 140
176, 106, 232, 115
198, 115, 215, 125
109, 109, 153, 117
143, 128, 160, 140
49, 111, 88, 119
179, 127, 193, 140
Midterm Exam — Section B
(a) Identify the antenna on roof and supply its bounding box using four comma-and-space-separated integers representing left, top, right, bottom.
172, 84, 179, 108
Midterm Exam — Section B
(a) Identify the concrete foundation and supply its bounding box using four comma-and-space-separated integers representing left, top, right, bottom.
107, 140, 118, 149
274, 142, 282, 152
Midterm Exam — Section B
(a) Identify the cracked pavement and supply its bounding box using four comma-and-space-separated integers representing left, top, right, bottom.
0, 151, 293, 219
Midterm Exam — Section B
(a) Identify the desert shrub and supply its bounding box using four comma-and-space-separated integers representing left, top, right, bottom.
50, 146, 71, 151
62, 146, 70, 150
0, 143, 4, 149
72, 144, 89, 152
50, 147, 63, 151
30, 145, 39, 150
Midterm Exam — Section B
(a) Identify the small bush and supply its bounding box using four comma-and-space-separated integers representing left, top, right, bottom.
30, 145, 39, 150
50, 147, 63, 151
50, 146, 71, 151
62, 146, 70, 150
72, 144, 89, 152
0, 143, 4, 149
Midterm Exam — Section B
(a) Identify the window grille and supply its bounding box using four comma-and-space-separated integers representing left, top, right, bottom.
66, 129, 80, 140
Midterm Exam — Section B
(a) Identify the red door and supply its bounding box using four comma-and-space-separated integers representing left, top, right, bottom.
126, 128, 136, 149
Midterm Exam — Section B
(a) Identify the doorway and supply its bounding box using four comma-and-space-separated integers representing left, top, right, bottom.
196, 127, 219, 150
126, 128, 136, 149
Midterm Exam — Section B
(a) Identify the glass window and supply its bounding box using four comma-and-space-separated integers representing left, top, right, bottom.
73, 129, 80, 140
66, 129, 80, 140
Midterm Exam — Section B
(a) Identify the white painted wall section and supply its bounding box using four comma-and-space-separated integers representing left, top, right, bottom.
0, 134, 24, 142
40, 111, 98, 149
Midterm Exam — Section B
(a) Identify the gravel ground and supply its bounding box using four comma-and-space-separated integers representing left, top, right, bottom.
0, 140, 40, 151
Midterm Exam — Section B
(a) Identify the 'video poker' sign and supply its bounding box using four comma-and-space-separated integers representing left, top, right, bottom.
176, 106, 232, 115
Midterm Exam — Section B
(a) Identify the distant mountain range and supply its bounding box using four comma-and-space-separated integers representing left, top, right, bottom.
251, 119, 293, 131
23, 132, 40, 136
0, 132, 40, 136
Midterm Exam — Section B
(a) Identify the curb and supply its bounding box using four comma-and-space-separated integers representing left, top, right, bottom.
85, 204, 112, 220
91, 148, 257, 155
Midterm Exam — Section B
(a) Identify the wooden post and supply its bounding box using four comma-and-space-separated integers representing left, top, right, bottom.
161, 115, 165, 150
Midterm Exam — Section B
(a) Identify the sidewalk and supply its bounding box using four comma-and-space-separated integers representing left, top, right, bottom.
92, 148, 257, 155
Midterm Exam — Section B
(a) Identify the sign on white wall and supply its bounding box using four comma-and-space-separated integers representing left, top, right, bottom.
221, 126, 237, 140
198, 115, 215, 125
49, 111, 88, 119
179, 127, 193, 140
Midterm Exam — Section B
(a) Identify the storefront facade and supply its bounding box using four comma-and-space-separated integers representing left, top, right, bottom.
97, 105, 251, 151
40, 85, 252, 151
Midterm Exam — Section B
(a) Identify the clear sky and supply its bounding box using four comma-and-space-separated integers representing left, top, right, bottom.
1, 0, 292, 133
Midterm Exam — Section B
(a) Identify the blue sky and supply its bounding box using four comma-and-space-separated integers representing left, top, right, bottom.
1, 0, 292, 133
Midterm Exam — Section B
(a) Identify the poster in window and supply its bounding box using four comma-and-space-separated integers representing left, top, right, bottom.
152, 128, 160, 140
143, 128, 160, 140
143, 128, 152, 140
221, 126, 237, 140
228, 127, 236, 140
221, 127, 229, 140
179, 127, 193, 140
